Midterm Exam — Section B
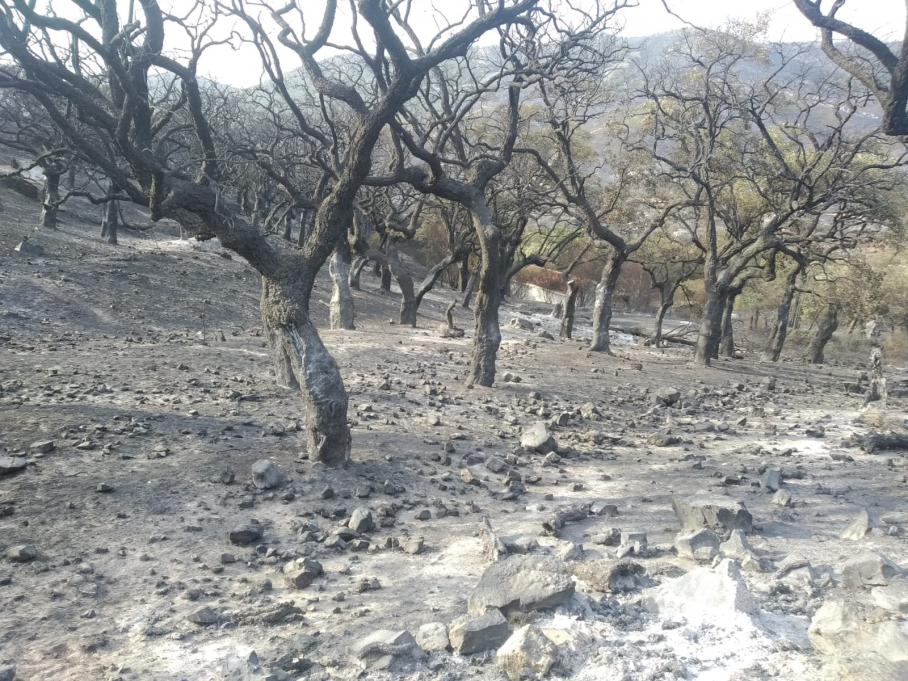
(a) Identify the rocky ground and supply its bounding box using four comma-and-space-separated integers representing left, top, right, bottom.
1, 185, 907, 681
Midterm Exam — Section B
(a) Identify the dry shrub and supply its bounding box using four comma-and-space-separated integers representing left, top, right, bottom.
514, 265, 568, 292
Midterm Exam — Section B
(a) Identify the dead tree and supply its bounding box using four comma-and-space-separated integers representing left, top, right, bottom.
761, 262, 805, 362
806, 302, 839, 364
560, 280, 579, 340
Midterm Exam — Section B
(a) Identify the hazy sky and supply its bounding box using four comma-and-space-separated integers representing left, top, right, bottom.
198, 0, 906, 86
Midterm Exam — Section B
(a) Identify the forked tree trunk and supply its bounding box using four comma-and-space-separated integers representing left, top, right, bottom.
328, 250, 355, 330
560, 280, 579, 340
806, 303, 838, 364
590, 251, 627, 353
470, 205, 502, 386
100, 186, 118, 245
719, 291, 739, 358
348, 256, 367, 290
39, 170, 61, 230
652, 302, 670, 347
761, 267, 800, 362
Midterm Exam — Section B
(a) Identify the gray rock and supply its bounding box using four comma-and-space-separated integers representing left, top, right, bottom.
348, 508, 373, 534
449, 608, 510, 654
0, 457, 27, 475
590, 501, 619, 517
403, 538, 424, 555
618, 531, 647, 557
674, 529, 720, 563
415, 622, 449, 652
809, 598, 908, 663
283, 557, 323, 589
872, 579, 908, 613
520, 422, 557, 454
771, 489, 792, 507
841, 552, 901, 588
671, 493, 753, 533
350, 629, 419, 671
760, 468, 781, 492
719, 530, 763, 572
5, 544, 36, 562
536, 329, 555, 341
229, 521, 263, 545
29, 440, 54, 454
656, 388, 681, 406
251, 459, 283, 489
509, 317, 534, 331
557, 542, 584, 562
0, 664, 14, 681
14, 239, 43, 256
188, 606, 219, 625
571, 559, 645, 593
468, 554, 574, 616
496, 625, 559, 680
841, 508, 879, 541
643, 559, 755, 620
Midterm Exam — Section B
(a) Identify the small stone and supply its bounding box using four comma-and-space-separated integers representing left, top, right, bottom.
350, 630, 418, 672
404, 538, 424, 555
283, 557, 324, 589
229, 521, 264, 546
449, 608, 510, 654
29, 440, 55, 454
95, 483, 113, 493
674, 529, 720, 563
760, 468, 782, 492
496, 625, 558, 680
841, 509, 879, 541
220, 553, 236, 564
557, 543, 584, 562
415, 622, 449, 652
671, 493, 753, 533
520, 422, 557, 454
0, 457, 27, 475
771, 489, 792, 507
188, 606, 219, 625
349, 508, 373, 533
5, 544, 37, 562
251, 459, 283, 489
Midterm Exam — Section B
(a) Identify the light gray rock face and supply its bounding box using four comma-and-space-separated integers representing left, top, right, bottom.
841, 509, 879, 541
520, 422, 557, 454
760, 468, 782, 492
656, 388, 681, 406
872, 579, 908, 613
0, 664, 14, 681
719, 530, 764, 572
671, 493, 753, 533
5, 545, 36, 562
496, 625, 559, 680
509, 317, 534, 331
251, 459, 283, 489
0, 457, 27, 475
348, 507, 373, 533
809, 598, 908, 663
468, 555, 574, 616
449, 608, 510, 654
572, 559, 646, 593
350, 629, 420, 672
415, 622, 449, 652
674, 529, 720, 563
229, 521, 263, 545
643, 559, 755, 620
841, 552, 901, 588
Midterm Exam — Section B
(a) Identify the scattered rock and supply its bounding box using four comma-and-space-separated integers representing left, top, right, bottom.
760, 468, 782, 492
509, 318, 534, 332
520, 422, 557, 454
251, 459, 283, 489
449, 608, 510, 654
771, 489, 792, 507
468, 554, 574, 616
656, 388, 681, 406
643, 559, 755, 620
14, 239, 43, 256
5, 545, 36, 562
841, 552, 901, 588
809, 598, 908, 663
350, 629, 421, 672
188, 606, 219, 625
496, 625, 558, 681
572, 559, 646, 593
283, 558, 323, 589
674, 529, 720, 563
872, 579, 908, 613
671, 493, 753, 533
29, 441, 54, 454
719, 530, 763, 572
841, 508, 880, 541
415, 622, 449, 652
348, 508, 373, 534
229, 521, 263, 546
0, 457, 27, 475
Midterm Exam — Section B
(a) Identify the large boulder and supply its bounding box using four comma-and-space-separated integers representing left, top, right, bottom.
671, 493, 753, 533
809, 598, 908, 663
468, 555, 574, 616
520, 422, 557, 454
449, 608, 510, 654
251, 459, 283, 489
643, 559, 755, 620
496, 625, 559, 680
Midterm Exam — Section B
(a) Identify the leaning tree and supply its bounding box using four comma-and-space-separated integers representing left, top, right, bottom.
0, 0, 540, 464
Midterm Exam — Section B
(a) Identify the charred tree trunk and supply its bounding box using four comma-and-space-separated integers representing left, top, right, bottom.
282, 211, 293, 241
380, 264, 392, 293
761, 267, 801, 362
866, 347, 887, 405
413, 248, 467, 317
388, 245, 416, 326
560, 280, 579, 340
462, 266, 478, 309
590, 251, 627, 353
348, 256, 367, 290
695, 258, 724, 365
39, 169, 61, 230
652, 302, 670, 348
719, 290, 740, 358
100, 182, 119, 245
460, 257, 470, 292
470, 204, 503, 386
806, 303, 839, 364
260, 280, 350, 466
328, 249, 355, 330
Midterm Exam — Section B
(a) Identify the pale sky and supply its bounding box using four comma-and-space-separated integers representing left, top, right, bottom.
195, 0, 906, 87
